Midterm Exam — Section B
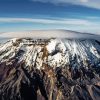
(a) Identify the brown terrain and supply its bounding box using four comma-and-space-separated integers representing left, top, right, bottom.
0, 38, 100, 100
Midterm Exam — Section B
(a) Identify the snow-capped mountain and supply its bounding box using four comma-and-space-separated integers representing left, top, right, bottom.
0, 38, 100, 69
0, 31, 100, 100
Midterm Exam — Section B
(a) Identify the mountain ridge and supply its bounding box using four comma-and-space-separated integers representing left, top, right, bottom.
0, 38, 100, 100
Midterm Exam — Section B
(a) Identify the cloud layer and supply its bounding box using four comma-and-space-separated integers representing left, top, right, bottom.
0, 17, 92, 26
0, 17, 100, 34
31, 0, 100, 9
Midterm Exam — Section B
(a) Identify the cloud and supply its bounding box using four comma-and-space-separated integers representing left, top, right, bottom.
0, 17, 91, 26
31, 0, 100, 9
80, 0, 89, 3
0, 17, 100, 34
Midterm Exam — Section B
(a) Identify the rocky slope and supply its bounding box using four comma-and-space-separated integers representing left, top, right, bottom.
0, 38, 100, 100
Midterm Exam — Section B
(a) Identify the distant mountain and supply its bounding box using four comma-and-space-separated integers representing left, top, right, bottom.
0, 31, 100, 100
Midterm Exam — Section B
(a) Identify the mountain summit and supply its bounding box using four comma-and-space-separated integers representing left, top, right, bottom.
0, 34, 100, 100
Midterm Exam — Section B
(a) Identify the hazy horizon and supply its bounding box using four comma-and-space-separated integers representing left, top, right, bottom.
0, 30, 100, 44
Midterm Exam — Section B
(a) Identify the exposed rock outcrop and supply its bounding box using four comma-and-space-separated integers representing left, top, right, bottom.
0, 38, 100, 100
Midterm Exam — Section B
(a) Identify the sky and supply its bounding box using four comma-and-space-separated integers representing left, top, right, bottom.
0, 0, 100, 34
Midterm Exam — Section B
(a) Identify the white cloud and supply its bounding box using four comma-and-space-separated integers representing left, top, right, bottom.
0, 17, 100, 34
0, 17, 91, 26
80, 0, 89, 3
31, 0, 100, 9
